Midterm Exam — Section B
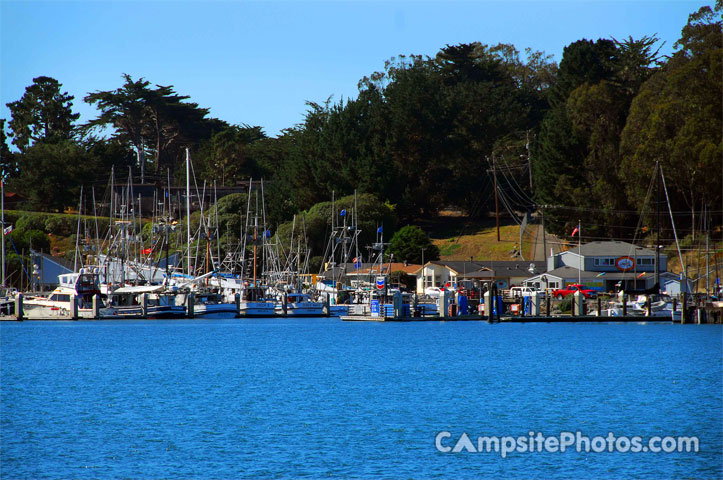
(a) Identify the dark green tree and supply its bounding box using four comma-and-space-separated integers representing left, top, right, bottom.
84, 74, 226, 178
620, 4, 722, 237
0, 119, 16, 178
5, 76, 80, 152
388, 225, 439, 264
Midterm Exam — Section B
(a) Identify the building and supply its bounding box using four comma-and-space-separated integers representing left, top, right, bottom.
525, 241, 667, 293
414, 260, 546, 294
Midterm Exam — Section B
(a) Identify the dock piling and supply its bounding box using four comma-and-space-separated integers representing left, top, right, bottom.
14, 293, 23, 320
92, 294, 100, 319
187, 293, 195, 318
70, 294, 78, 320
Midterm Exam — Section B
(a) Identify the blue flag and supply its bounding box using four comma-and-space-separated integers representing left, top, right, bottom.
377, 226, 383, 233
340, 209, 346, 216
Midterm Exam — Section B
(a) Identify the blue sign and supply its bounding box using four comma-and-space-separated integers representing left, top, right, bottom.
371, 300, 380, 317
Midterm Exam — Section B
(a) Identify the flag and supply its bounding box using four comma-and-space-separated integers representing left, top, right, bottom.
340, 209, 346, 216
637, 272, 646, 279
3, 225, 12, 236
596, 272, 606, 277
377, 226, 383, 233
571, 226, 579, 237
265, 230, 271, 238
141, 247, 152, 255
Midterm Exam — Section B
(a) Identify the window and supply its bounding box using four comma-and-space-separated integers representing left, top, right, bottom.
637, 258, 654, 265
594, 258, 615, 266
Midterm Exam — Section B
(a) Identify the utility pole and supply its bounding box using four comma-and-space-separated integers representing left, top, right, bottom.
526, 130, 533, 190
493, 155, 500, 242
541, 206, 547, 264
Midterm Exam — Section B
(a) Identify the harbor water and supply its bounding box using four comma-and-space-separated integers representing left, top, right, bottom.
1, 319, 721, 478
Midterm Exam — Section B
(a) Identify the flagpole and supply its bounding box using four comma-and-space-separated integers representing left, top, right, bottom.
578, 220, 581, 285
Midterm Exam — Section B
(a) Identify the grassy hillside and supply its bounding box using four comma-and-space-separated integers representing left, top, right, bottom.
417, 211, 537, 261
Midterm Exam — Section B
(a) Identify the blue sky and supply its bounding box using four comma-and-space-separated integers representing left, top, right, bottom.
0, 1, 707, 138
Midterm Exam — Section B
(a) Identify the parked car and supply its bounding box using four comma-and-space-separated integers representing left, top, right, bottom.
551, 284, 597, 300
507, 286, 544, 299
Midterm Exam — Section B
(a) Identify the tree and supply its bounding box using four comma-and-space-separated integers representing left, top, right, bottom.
195, 125, 266, 185
0, 119, 16, 178
388, 225, 439, 264
14, 140, 94, 211
84, 74, 225, 178
6, 76, 80, 152
620, 4, 722, 237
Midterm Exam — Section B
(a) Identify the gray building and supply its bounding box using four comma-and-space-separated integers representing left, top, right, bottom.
526, 241, 667, 293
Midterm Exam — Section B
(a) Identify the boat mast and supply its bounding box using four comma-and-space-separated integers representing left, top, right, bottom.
186, 148, 191, 276
655, 160, 660, 289
1, 174, 5, 287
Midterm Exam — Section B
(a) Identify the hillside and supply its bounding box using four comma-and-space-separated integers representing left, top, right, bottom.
418, 211, 540, 262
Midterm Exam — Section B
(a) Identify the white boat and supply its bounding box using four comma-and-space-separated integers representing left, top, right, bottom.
238, 285, 276, 317
106, 285, 186, 319
276, 292, 326, 317
23, 270, 105, 318
190, 291, 238, 318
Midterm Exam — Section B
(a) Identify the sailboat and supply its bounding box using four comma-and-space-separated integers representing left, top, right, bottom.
236, 179, 276, 317
273, 214, 325, 316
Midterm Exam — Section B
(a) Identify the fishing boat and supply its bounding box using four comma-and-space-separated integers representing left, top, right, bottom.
275, 291, 326, 316
189, 290, 238, 318
106, 285, 186, 319
238, 285, 276, 317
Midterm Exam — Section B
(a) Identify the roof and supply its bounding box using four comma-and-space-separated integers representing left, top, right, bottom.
423, 260, 545, 277
426, 261, 491, 275
112, 285, 165, 294
475, 260, 546, 277
565, 241, 659, 257
530, 266, 661, 281
351, 262, 422, 276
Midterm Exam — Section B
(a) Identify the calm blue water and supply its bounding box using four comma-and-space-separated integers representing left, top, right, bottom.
1, 319, 721, 479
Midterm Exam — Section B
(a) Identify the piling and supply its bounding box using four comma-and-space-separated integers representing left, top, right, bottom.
92, 294, 100, 319
622, 294, 628, 317
70, 294, 78, 320
681, 294, 687, 324
142, 293, 149, 317
187, 293, 195, 318
573, 291, 583, 316
14, 293, 24, 320
546, 296, 551, 317
235, 292, 241, 316
646, 297, 652, 316
596, 297, 602, 316
282, 293, 288, 316
483, 291, 492, 322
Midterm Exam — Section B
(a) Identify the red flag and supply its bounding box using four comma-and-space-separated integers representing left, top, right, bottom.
571, 226, 579, 237
637, 272, 646, 279
141, 247, 152, 255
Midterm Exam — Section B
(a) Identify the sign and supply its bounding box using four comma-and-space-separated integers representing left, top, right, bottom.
376, 276, 385, 290
371, 299, 380, 317
615, 256, 634, 271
